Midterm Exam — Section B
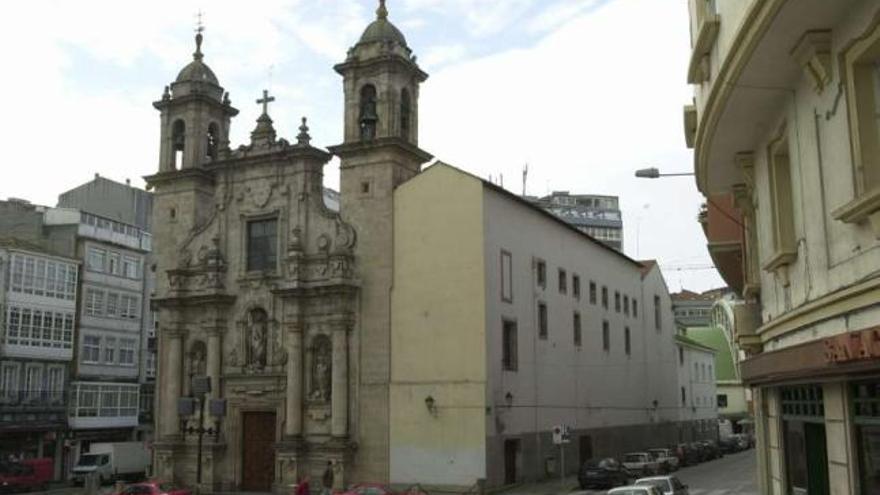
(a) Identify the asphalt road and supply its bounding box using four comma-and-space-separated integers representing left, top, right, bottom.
675, 450, 758, 495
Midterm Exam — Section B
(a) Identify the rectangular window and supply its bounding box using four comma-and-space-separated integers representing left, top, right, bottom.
86, 289, 105, 317
23, 257, 34, 294
83, 335, 101, 363
66, 265, 77, 300
589, 281, 596, 304
623, 295, 629, 315
538, 302, 548, 339
572, 275, 580, 299
500, 250, 513, 303
681, 387, 686, 405
46, 366, 63, 399
558, 269, 567, 294
20, 309, 32, 345
624, 327, 631, 356
536, 259, 546, 288
11, 255, 23, 292
502, 320, 518, 371
108, 252, 120, 275
614, 291, 621, 312
767, 131, 797, 262
34, 259, 46, 296
247, 218, 278, 272
601, 286, 608, 309
0, 363, 19, 402
88, 247, 106, 272
45, 262, 56, 298
573, 312, 582, 347
106, 292, 119, 317
24, 365, 42, 400
602, 320, 610, 351
119, 339, 136, 365
63, 314, 74, 348
104, 337, 116, 364
654, 295, 662, 331
633, 298, 638, 317
717, 394, 728, 408
123, 256, 140, 279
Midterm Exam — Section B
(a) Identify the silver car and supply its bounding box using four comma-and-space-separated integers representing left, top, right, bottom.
634, 475, 690, 495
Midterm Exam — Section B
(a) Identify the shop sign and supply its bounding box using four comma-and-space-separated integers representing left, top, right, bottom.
824, 328, 880, 363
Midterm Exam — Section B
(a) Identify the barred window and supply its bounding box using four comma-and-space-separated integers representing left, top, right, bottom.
247, 219, 278, 272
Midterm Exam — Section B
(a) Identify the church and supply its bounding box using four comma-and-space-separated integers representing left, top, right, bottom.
146, 1, 714, 492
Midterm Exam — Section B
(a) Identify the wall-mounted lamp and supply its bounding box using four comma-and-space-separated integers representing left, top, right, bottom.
425, 395, 437, 416
504, 392, 514, 408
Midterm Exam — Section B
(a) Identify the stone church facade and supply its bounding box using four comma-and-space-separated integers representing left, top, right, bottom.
145, 2, 431, 492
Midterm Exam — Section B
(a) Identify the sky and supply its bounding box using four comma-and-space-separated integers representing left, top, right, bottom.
0, 0, 723, 292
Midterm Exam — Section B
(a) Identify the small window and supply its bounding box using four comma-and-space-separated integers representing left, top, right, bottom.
558, 269, 567, 293
601, 286, 608, 309
624, 327, 631, 356
679, 347, 684, 365
602, 320, 610, 351
654, 295, 662, 331
170, 207, 177, 220
247, 218, 278, 272
502, 320, 518, 371
717, 394, 728, 408
589, 281, 596, 304
572, 275, 580, 299
361, 181, 370, 194
573, 312, 582, 347
681, 387, 686, 405
633, 299, 638, 317
614, 291, 621, 313
536, 260, 546, 288
538, 302, 548, 339
623, 295, 629, 315
500, 250, 513, 303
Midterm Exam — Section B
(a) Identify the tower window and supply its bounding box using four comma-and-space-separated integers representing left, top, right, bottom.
206, 123, 219, 161
359, 84, 378, 141
171, 119, 186, 169
400, 88, 411, 139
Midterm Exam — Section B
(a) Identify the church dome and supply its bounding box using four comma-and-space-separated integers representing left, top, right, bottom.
175, 32, 219, 86
358, 0, 407, 47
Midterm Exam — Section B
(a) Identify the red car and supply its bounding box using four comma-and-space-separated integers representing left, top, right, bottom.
340, 483, 396, 495
114, 481, 192, 495
0, 458, 53, 493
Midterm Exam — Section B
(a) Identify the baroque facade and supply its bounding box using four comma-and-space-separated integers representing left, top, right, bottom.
145, 2, 429, 492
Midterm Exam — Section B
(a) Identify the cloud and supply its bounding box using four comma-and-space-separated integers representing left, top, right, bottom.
422, 43, 468, 69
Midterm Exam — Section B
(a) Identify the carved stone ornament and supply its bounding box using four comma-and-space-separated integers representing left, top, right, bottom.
247, 181, 276, 209
246, 308, 269, 371
310, 335, 332, 402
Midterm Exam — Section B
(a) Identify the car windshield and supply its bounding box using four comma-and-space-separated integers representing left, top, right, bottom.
123, 486, 154, 494
624, 454, 645, 462
77, 454, 100, 466
636, 479, 670, 491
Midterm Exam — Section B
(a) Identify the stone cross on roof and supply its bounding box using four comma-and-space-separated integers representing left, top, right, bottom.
256, 89, 275, 116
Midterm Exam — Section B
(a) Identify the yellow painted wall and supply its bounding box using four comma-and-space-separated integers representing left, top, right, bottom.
390, 163, 487, 487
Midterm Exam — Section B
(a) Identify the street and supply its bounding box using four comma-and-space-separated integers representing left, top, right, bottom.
675, 450, 757, 495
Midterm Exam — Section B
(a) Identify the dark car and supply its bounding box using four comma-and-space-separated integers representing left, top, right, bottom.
673, 444, 700, 467
718, 437, 740, 454
578, 458, 632, 489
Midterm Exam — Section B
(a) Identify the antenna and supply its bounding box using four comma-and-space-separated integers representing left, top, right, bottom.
522, 163, 528, 196
500, 174, 504, 188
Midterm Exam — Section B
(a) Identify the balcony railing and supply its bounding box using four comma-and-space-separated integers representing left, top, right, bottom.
0, 389, 66, 408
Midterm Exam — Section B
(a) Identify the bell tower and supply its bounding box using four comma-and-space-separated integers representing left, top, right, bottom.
153, 30, 238, 172
328, 0, 432, 483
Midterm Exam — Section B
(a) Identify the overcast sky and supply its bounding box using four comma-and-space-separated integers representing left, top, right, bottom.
0, 0, 723, 292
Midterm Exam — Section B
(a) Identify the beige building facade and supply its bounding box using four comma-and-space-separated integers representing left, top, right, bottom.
685, 1, 880, 493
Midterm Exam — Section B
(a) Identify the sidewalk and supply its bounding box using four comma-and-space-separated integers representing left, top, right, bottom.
494, 476, 580, 495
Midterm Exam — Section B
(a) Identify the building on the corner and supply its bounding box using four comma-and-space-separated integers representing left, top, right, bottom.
672, 333, 718, 440
685, 0, 880, 493
0, 238, 79, 480
528, 192, 624, 251
670, 287, 729, 327
389, 163, 715, 488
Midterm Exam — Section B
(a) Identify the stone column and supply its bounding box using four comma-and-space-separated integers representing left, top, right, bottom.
285, 322, 304, 437
162, 329, 184, 437
206, 328, 222, 397
331, 322, 349, 438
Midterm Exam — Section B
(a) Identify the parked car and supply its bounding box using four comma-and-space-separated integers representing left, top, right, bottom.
634, 475, 690, 495
699, 440, 722, 460
718, 437, 740, 454
646, 448, 679, 472
340, 483, 396, 495
688, 442, 713, 462
577, 458, 632, 489
622, 452, 662, 476
0, 458, 52, 493
114, 481, 191, 495
731, 433, 752, 450
607, 485, 663, 495
672, 443, 700, 467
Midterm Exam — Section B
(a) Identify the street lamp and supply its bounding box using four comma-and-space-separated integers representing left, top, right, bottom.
178, 376, 226, 493
634, 167, 695, 178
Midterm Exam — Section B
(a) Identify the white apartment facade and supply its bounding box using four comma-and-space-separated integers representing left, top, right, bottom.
0, 241, 78, 478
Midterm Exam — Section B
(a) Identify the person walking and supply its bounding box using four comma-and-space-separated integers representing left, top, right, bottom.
322, 461, 334, 495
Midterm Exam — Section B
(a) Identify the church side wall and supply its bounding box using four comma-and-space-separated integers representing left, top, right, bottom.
389, 165, 487, 488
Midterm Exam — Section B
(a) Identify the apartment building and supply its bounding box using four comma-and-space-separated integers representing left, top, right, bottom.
0, 239, 78, 479
528, 192, 624, 251
685, 1, 880, 493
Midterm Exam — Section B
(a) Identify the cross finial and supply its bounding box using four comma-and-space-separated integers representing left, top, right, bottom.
377, 0, 388, 19
256, 89, 275, 116
193, 10, 205, 60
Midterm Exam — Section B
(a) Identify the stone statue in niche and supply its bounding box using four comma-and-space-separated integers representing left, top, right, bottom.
189, 341, 207, 377
310, 335, 332, 402
247, 308, 269, 370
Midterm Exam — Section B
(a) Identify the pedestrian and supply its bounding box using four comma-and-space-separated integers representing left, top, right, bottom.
296, 474, 311, 495
322, 461, 334, 495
